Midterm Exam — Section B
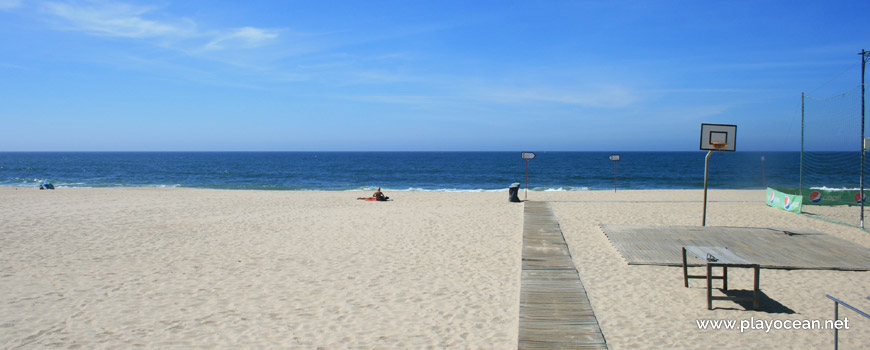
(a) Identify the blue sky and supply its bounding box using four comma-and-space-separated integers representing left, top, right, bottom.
0, 0, 867, 151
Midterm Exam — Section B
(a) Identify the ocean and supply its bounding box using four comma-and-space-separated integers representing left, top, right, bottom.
0, 152, 863, 191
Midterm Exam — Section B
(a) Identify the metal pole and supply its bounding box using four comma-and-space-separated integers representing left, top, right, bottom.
860, 50, 867, 229
834, 301, 839, 350
613, 161, 617, 192
801, 92, 805, 195
525, 159, 529, 200
703, 150, 713, 226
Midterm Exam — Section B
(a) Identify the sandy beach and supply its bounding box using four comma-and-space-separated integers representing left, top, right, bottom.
1, 187, 868, 349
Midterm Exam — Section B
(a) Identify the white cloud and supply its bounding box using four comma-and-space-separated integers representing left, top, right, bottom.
651, 88, 759, 93
344, 94, 445, 105
40, 1, 196, 38
482, 85, 640, 108
0, 0, 21, 10
203, 27, 278, 50
39, 1, 279, 51
648, 104, 731, 121
0, 61, 26, 69
31, 1, 286, 86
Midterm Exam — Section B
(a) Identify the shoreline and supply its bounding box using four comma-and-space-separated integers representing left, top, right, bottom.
2, 185, 771, 192
2, 187, 867, 348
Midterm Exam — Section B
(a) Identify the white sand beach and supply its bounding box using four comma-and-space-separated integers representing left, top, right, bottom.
1, 187, 868, 349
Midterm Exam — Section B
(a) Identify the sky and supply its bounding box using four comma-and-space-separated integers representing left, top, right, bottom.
0, 0, 867, 151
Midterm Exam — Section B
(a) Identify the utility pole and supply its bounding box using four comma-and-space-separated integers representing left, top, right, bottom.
860, 50, 869, 229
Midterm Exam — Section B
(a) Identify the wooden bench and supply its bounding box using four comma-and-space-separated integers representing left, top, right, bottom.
682, 246, 760, 310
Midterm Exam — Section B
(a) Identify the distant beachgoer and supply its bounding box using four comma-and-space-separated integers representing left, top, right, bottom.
373, 187, 386, 201
357, 187, 390, 201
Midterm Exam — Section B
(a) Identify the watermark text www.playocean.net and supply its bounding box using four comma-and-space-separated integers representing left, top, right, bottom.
696, 317, 850, 333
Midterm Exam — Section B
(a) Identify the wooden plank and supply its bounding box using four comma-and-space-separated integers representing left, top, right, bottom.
684, 246, 754, 265
519, 201, 607, 350
601, 224, 870, 270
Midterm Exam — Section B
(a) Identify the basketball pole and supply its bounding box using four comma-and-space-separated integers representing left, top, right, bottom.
702, 150, 713, 226
699, 125, 733, 227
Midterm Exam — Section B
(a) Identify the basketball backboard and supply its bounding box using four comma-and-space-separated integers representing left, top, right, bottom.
700, 123, 736, 152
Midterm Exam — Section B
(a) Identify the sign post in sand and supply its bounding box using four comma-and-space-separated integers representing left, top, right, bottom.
609, 154, 620, 192
521, 152, 535, 200
700, 124, 737, 226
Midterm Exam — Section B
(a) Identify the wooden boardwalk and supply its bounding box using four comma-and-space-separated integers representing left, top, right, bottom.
602, 225, 870, 271
519, 201, 607, 350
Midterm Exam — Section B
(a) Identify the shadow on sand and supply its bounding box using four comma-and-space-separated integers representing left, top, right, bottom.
712, 289, 795, 314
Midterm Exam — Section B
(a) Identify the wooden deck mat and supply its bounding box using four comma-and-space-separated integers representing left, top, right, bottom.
601, 225, 870, 271
519, 202, 607, 350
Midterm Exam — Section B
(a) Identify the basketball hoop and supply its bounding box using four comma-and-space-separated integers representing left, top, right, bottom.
711, 142, 728, 150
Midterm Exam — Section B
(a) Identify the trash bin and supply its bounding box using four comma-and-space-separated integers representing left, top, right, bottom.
509, 183, 521, 202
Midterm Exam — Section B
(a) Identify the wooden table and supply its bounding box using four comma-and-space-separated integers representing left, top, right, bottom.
682, 246, 760, 310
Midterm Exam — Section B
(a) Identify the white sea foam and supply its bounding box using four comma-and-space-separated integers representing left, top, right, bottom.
809, 186, 862, 191
538, 187, 591, 191
397, 187, 503, 192
1, 184, 598, 192
347, 187, 593, 192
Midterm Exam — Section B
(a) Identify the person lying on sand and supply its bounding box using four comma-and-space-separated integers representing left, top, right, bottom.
357, 187, 390, 201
